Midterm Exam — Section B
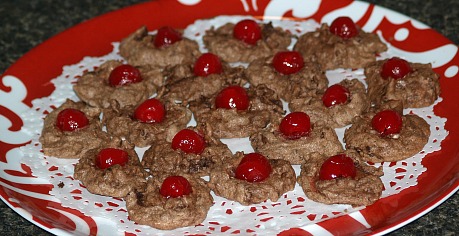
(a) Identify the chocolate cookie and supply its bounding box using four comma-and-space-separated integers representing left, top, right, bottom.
250, 116, 344, 165
125, 173, 213, 230
119, 26, 200, 68
365, 58, 441, 108
289, 79, 370, 128
39, 99, 109, 159
293, 23, 387, 70
297, 151, 383, 206
73, 60, 159, 109
208, 152, 296, 205
73, 140, 148, 198
103, 99, 191, 147
344, 111, 430, 162
203, 21, 291, 63
190, 85, 284, 138
245, 56, 328, 102
141, 128, 233, 177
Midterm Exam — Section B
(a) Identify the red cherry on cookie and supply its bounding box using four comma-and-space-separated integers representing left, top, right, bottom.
272, 51, 304, 75
160, 176, 192, 198
153, 26, 183, 48
235, 153, 272, 182
134, 98, 165, 123
56, 108, 89, 132
193, 53, 223, 77
233, 19, 262, 45
279, 112, 311, 140
319, 154, 357, 180
380, 57, 412, 80
108, 64, 143, 87
215, 85, 250, 110
371, 110, 403, 136
322, 84, 350, 108
171, 129, 206, 155
329, 16, 359, 39
96, 148, 129, 169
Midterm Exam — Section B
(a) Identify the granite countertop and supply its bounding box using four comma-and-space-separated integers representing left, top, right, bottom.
0, 0, 457, 235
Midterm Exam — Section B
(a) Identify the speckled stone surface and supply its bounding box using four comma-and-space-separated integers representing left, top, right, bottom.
0, 0, 457, 235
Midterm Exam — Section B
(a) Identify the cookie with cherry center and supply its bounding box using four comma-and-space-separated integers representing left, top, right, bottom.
158, 52, 248, 104
364, 57, 441, 108
208, 152, 296, 205
189, 84, 284, 139
39, 99, 110, 159
73, 60, 161, 109
141, 127, 233, 177
73, 139, 148, 198
103, 98, 191, 147
289, 79, 370, 128
297, 150, 384, 206
344, 109, 430, 162
203, 18, 292, 63
119, 26, 200, 68
294, 16, 387, 70
124, 173, 213, 230
245, 50, 328, 102
250, 111, 344, 165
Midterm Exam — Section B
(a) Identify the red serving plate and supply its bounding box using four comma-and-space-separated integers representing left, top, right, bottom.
0, 0, 458, 235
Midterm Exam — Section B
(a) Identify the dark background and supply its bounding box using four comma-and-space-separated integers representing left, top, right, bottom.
0, 0, 457, 235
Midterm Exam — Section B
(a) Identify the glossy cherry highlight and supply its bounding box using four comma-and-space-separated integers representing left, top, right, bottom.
329, 16, 359, 39
56, 108, 89, 132
215, 85, 250, 110
153, 26, 183, 48
108, 64, 143, 87
134, 98, 166, 123
380, 57, 412, 80
96, 148, 129, 169
371, 110, 403, 136
322, 84, 350, 108
235, 153, 272, 182
272, 51, 304, 75
279, 112, 311, 140
319, 154, 357, 180
171, 129, 206, 155
160, 176, 192, 198
193, 53, 223, 77
233, 19, 262, 45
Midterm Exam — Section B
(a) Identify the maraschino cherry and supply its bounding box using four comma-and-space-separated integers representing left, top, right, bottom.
380, 57, 412, 80
322, 84, 350, 108
279, 112, 311, 140
153, 26, 183, 48
160, 176, 193, 198
108, 64, 143, 87
329, 16, 359, 39
193, 53, 223, 77
371, 110, 403, 136
134, 98, 165, 123
235, 153, 272, 182
171, 129, 206, 155
215, 85, 250, 110
96, 148, 129, 169
233, 19, 262, 45
56, 108, 89, 132
319, 154, 357, 180
272, 51, 304, 75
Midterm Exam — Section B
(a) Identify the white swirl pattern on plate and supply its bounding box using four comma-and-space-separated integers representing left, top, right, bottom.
0, 76, 31, 144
